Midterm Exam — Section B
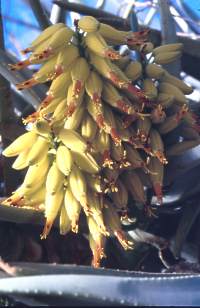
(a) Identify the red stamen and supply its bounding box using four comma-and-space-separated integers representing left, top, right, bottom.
65, 103, 76, 118
102, 150, 113, 168
110, 128, 121, 145
126, 29, 149, 46
96, 114, 106, 129
71, 219, 79, 233
119, 158, 131, 169
176, 105, 188, 122
127, 84, 150, 105
23, 111, 40, 124
21, 47, 32, 54
79, 196, 92, 216
8, 59, 31, 71
155, 151, 168, 165
116, 99, 132, 114
2, 195, 24, 206
137, 129, 148, 143
40, 220, 53, 240
109, 71, 126, 88
16, 78, 38, 90
39, 94, 54, 109
34, 48, 53, 60
114, 230, 133, 250
92, 255, 100, 268
104, 49, 121, 60
91, 243, 105, 268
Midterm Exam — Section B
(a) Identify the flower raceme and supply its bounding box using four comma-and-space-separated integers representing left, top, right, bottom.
2, 16, 199, 267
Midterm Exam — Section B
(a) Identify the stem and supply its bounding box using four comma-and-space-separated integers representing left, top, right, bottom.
29, 0, 51, 30
130, 9, 141, 62
158, 0, 180, 77
53, 0, 123, 20
50, 3, 66, 24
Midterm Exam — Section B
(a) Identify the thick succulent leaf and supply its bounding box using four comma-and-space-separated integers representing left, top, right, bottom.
161, 164, 200, 206
171, 241, 199, 263
173, 201, 200, 258
2, 261, 198, 278
0, 201, 44, 226
0, 263, 200, 306
165, 145, 200, 186
151, 145, 200, 207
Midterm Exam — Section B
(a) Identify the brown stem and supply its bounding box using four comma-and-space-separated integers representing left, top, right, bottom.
53, 0, 124, 20
29, 0, 51, 30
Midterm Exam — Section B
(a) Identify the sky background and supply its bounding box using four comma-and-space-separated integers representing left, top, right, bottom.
2, 0, 199, 60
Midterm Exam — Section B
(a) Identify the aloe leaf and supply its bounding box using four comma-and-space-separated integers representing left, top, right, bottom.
173, 200, 200, 258
162, 163, 200, 207
0, 202, 44, 226
165, 145, 200, 185
0, 269, 199, 306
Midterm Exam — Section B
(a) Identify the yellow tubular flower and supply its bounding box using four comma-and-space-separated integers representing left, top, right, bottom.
3, 19, 198, 268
